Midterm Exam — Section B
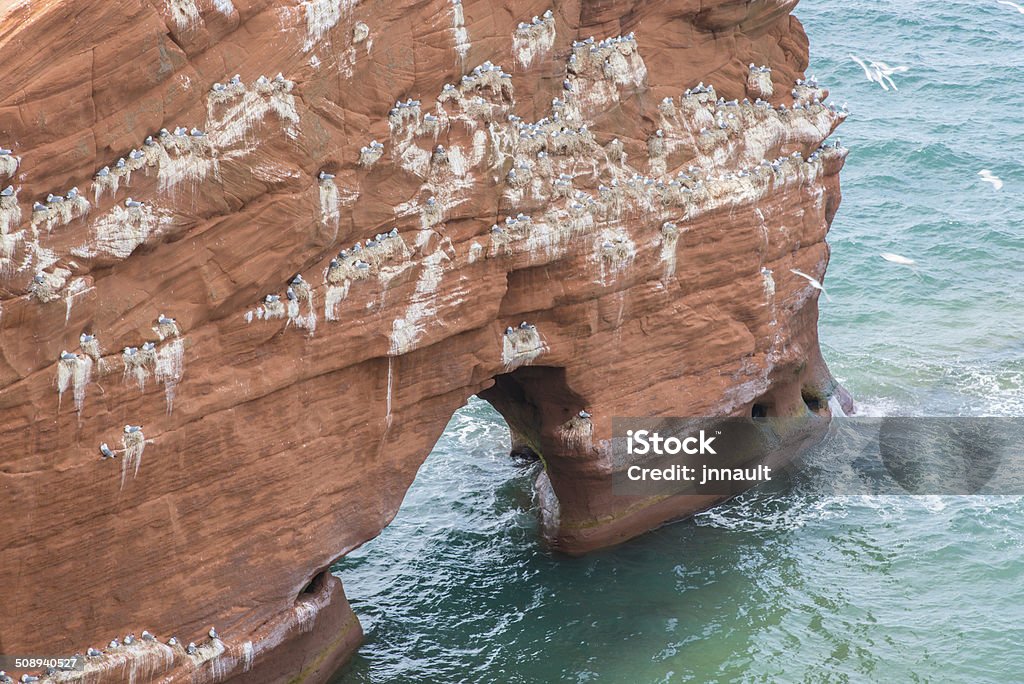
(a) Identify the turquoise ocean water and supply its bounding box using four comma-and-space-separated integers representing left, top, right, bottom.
333, 2, 1024, 681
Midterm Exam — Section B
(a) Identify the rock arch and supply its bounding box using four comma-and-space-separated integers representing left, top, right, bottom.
0, 0, 853, 682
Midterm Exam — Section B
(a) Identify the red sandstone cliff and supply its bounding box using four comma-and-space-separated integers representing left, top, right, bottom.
0, 0, 849, 680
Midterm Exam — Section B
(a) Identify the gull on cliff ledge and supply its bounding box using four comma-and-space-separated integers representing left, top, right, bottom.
790, 269, 832, 302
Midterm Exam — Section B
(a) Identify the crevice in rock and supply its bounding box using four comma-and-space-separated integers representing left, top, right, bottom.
297, 568, 329, 602
801, 386, 825, 413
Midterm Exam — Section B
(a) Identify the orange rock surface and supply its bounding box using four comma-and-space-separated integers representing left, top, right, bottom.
0, 0, 850, 680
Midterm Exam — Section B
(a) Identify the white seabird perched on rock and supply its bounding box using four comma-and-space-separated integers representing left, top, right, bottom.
190, 128, 205, 137
99, 443, 115, 459
187, 642, 198, 655
318, 170, 335, 181
0, 185, 13, 196
578, 410, 591, 419
124, 198, 143, 208
32, 201, 47, 212
66, 186, 79, 200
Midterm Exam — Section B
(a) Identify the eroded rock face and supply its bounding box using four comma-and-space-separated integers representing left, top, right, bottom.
0, 0, 850, 680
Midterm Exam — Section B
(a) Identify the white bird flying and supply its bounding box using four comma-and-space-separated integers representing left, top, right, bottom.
997, 0, 1024, 13
850, 54, 885, 89
880, 252, 916, 266
978, 169, 1004, 190
849, 54, 871, 78
872, 65, 899, 91
849, 54, 906, 91
790, 269, 832, 302
871, 60, 909, 76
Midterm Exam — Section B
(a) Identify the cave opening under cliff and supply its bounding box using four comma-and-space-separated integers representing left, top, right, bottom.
328, 381, 567, 656
801, 387, 827, 414
332, 364, 587, 585
477, 365, 588, 466
326, 362, 601, 674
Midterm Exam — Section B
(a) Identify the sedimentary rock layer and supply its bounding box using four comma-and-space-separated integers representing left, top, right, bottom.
0, 0, 849, 680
